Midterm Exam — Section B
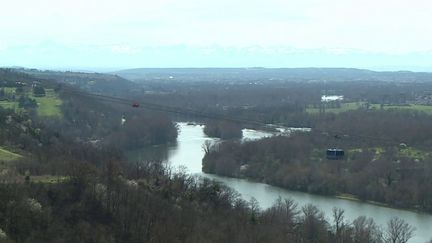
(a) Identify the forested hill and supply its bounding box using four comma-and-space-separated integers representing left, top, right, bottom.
0, 68, 178, 149
16, 68, 140, 96
113, 67, 432, 83
0, 69, 39, 86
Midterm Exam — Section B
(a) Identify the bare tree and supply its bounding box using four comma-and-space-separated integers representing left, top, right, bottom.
352, 216, 382, 243
202, 140, 217, 155
264, 197, 299, 226
249, 197, 260, 223
385, 217, 415, 243
202, 140, 212, 155
300, 204, 328, 242
332, 207, 345, 239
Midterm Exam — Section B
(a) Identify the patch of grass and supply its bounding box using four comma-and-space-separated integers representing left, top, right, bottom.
31, 175, 69, 184
0, 147, 22, 162
0, 88, 62, 118
399, 147, 428, 160
29, 89, 62, 118
336, 193, 391, 208
336, 193, 360, 201
347, 147, 384, 160
306, 102, 365, 114
371, 147, 385, 160
348, 148, 363, 153
384, 104, 432, 114
3, 87, 16, 93
307, 102, 432, 115
348, 146, 428, 161
0, 100, 18, 110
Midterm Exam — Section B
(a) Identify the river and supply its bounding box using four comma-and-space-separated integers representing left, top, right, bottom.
128, 122, 432, 242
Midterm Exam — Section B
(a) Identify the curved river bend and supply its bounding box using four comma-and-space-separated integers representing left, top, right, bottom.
129, 123, 432, 242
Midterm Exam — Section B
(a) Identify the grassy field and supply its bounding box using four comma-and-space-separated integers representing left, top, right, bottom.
383, 104, 432, 114
29, 89, 63, 118
306, 102, 432, 115
31, 175, 69, 184
0, 147, 22, 162
306, 102, 365, 114
0, 147, 22, 172
0, 88, 62, 118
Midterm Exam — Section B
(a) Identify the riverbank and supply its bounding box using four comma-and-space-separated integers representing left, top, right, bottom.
336, 193, 387, 207
203, 169, 432, 216
211, 171, 427, 214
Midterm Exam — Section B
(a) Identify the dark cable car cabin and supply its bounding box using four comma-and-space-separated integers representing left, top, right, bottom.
132, 102, 140, 108
326, 148, 345, 160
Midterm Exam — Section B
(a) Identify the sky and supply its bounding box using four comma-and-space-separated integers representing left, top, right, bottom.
1, 0, 432, 71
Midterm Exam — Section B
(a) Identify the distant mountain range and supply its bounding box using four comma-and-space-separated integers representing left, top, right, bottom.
4, 67, 432, 96
112, 67, 432, 83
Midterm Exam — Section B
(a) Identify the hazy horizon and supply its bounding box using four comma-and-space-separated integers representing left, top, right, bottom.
4, 64, 432, 74
1, 0, 432, 72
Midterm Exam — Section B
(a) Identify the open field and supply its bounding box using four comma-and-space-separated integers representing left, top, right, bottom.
383, 104, 432, 114
306, 102, 365, 114
0, 88, 62, 118
306, 102, 432, 114
29, 89, 62, 118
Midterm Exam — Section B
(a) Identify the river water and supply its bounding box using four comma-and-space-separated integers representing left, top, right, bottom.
129, 122, 432, 242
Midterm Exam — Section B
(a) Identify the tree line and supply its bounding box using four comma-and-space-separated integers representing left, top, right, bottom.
0, 158, 419, 243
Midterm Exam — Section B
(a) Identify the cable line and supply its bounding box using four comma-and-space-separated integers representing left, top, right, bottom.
61, 88, 405, 146
61, 89, 275, 128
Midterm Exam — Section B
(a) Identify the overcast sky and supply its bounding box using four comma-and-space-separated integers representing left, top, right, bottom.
1, 0, 432, 70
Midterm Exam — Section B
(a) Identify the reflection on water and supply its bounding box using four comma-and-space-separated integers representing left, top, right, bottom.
167, 124, 213, 174
128, 122, 432, 243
